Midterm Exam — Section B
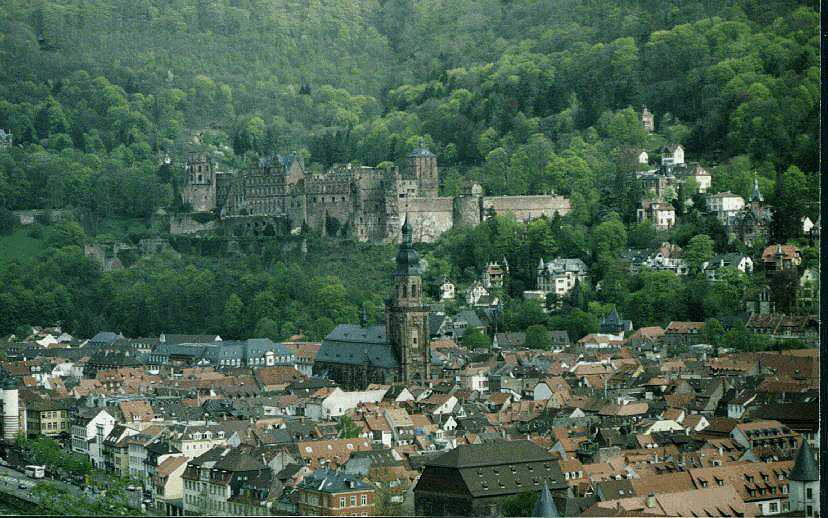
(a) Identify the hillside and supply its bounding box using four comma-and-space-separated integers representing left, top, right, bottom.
0, 0, 819, 342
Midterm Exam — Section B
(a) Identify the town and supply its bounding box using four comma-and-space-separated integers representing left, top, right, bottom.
0, 1, 820, 517
0, 141, 821, 513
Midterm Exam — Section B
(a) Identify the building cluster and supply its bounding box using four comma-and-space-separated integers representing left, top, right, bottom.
174, 142, 571, 243
0, 255, 820, 516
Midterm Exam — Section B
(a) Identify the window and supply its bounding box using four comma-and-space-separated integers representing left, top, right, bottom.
360, 495, 367, 506
770, 503, 778, 513
340, 497, 346, 508
806, 487, 812, 499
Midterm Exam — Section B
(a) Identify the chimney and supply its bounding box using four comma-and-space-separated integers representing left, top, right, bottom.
646, 493, 656, 508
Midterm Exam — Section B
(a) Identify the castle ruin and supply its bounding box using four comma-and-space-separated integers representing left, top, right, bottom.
176, 142, 571, 243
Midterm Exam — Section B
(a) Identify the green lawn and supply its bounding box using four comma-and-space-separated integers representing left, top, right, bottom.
0, 228, 47, 261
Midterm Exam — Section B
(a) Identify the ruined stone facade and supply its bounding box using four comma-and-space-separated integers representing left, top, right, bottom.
178, 144, 571, 242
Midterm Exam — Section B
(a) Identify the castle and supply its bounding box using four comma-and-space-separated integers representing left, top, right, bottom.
175, 142, 571, 242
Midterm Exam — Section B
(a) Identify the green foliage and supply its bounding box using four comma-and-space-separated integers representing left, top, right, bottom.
501, 491, 538, 517
336, 415, 362, 439
0, 0, 819, 343
524, 324, 551, 350
461, 327, 491, 349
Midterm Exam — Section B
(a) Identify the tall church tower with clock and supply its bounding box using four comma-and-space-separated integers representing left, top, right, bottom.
386, 214, 431, 384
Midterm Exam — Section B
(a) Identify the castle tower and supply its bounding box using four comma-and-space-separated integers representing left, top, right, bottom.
183, 153, 216, 212
407, 139, 438, 199
0, 374, 20, 442
789, 440, 819, 516
386, 214, 430, 385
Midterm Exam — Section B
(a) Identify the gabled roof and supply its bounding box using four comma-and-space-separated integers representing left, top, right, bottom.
424, 439, 552, 468
316, 324, 397, 369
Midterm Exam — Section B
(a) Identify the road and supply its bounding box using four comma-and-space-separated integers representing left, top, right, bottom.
0, 464, 82, 498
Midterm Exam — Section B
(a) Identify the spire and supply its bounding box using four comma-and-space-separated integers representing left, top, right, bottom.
750, 172, 764, 203
790, 440, 819, 482
402, 213, 413, 247
395, 214, 420, 276
538, 257, 545, 270
532, 481, 560, 518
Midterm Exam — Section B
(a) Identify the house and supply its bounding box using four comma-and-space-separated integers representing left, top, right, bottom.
305, 387, 388, 419
637, 201, 676, 230
71, 407, 117, 468
466, 281, 490, 307
690, 164, 712, 193
439, 278, 455, 301
660, 144, 684, 167
182, 445, 270, 516
296, 468, 375, 516
686, 460, 793, 515
103, 424, 140, 476
662, 322, 705, 347
599, 307, 632, 337
702, 254, 753, 282
762, 244, 801, 272
532, 257, 589, 299
151, 455, 189, 515
641, 107, 654, 132
492, 332, 525, 349
706, 192, 745, 224
730, 420, 800, 455
746, 314, 818, 341
253, 365, 306, 392
296, 438, 374, 469
414, 440, 568, 516
25, 398, 71, 438
482, 261, 508, 289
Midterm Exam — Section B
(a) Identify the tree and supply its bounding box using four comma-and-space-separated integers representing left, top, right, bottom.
336, 415, 362, 438
47, 220, 86, 248
524, 324, 551, 350
222, 293, 245, 338
501, 491, 537, 517
684, 234, 714, 273
461, 327, 491, 349
0, 206, 15, 235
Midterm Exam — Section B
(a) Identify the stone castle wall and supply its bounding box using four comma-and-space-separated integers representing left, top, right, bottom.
482, 195, 571, 221
402, 197, 454, 243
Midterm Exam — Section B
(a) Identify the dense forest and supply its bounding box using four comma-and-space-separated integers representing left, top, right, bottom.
0, 0, 820, 346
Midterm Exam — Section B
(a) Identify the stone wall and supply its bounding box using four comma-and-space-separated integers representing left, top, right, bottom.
170, 214, 219, 235
401, 197, 454, 243
482, 195, 571, 221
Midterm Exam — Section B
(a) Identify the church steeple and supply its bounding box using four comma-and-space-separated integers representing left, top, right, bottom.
750, 172, 764, 203
386, 215, 430, 385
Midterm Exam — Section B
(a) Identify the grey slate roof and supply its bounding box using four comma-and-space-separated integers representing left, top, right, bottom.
533, 481, 560, 518
789, 440, 818, 481
317, 324, 398, 369
425, 439, 553, 469
298, 468, 372, 493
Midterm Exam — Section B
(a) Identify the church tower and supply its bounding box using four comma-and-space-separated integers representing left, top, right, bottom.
386, 214, 431, 385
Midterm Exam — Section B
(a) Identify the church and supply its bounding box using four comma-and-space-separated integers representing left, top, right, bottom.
313, 215, 431, 389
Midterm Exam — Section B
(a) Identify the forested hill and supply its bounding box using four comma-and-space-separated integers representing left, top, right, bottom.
0, 0, 820, 340
0, 1, 819, 210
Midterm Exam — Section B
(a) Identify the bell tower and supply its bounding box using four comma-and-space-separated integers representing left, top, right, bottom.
386, 214, 430, 385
